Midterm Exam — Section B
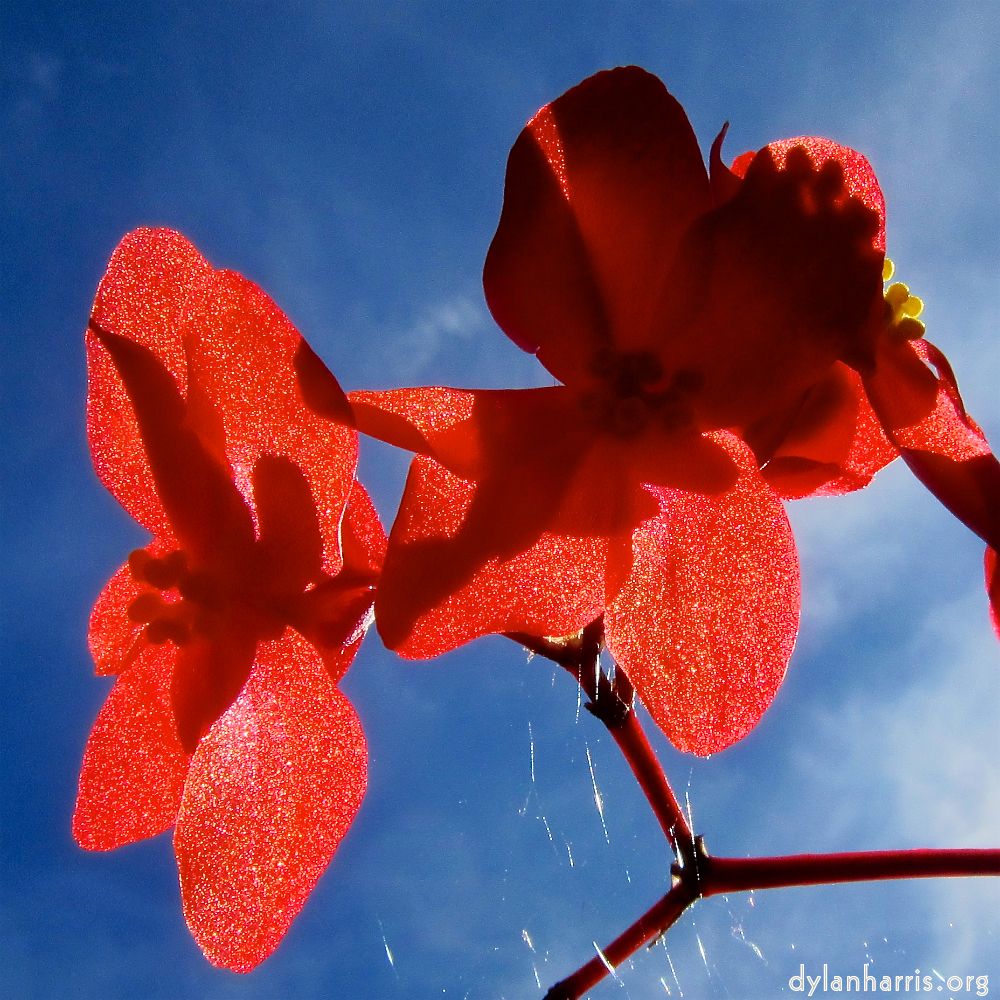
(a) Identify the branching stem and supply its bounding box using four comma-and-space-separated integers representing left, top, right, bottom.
505, 623, 1000, 1000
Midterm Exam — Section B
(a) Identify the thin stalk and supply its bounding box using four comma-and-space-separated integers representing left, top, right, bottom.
505, 620, 691, 853
702, 848, 1000, 895
506, 627, 1000, 1000
542, 880, 699, 1000
543, 846, 1000, 1000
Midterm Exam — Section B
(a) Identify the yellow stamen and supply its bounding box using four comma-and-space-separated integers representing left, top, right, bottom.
882, 261, 926, 342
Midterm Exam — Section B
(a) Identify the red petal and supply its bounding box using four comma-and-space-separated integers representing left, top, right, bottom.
484, 66, 712, 383
862, 336, 939, 432
87, 229, 214, 536
709, 122, 743, 206
605, 434, 800, 755
342, 479, 386, 576
815, 368, 899, 495
89, 229, 357, 575
377, 456, 606, 657
252, 454, 324, 595
765, 137, 885, 252
986, 549, 1000, 640
866, 339, 1000, 549
366, 383, 742, 651
91, 325, 258, 569
73, 644, 189, 850
174, 630, 367, 972
171, 621, 259, 754
349, 387, 474, 468
293, 339, 355, 427
293, 481, 382, 682
185, 269, 357, 574
761, 362, 898, 499
657, 142, 884, 432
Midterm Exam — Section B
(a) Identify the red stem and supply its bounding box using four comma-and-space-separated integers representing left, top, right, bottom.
605, 708, 692, 853
702, 848, 1000, 895
543, 880, 699, 1000
544, 848, 1000, 1000
505, 622, 692, 854
505, 626, 1000, 1000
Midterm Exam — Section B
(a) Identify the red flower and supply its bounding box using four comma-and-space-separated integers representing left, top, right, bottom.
74, 229, 385, 971
304, 67, 998, 757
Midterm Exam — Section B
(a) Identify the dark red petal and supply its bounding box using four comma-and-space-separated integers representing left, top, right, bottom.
376, 456, 606, 657
605, 433, 799, 756
186, 269, 357, 575
655, 143, 885, 432
761, 362, 898, 499
341, 479, 386, 576
730, 150, 756, 178
348, 387, 473, 462
709, 122, 743, 206
252, 454, 324, 596
862, 336, 939, 432
815, 368, 899, 495
91, 326, 258, 571
292, 482, 381, 682
484, 66, 713, 383
87, 229, 214, 537
90, 229, 357, 576
174, 631, 366, 972
73, 644, 189, 850
986, 549, 1000, 640
765, 137, 886, 252
293, 339, 355, 427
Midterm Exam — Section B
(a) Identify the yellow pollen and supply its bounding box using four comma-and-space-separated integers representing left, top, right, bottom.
882, 260, 925, 342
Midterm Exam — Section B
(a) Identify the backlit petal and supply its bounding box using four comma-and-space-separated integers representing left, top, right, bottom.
171, 620, 260, 754
185, 268, 356, 575
606, 434, 799, 756
377, 456, 606, 656
87, 229, 213, 537
761, 362, 897, 499
90, 325, 258, 571
765, 137, 885, 252
484, 66, 712, 383
73, 645, 189, 850
291, 481, 383, 681
655, 143, 884, 431
866, 339, 1000, 550
986, 549, 1000, 640
342, 479, 387, 576
90, 229, 356, 575
175, 631, 366, 972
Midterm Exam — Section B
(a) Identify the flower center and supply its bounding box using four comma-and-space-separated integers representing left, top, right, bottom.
126, 548, 223, 646
882, 258, 925, 342
577, 349, 701, 439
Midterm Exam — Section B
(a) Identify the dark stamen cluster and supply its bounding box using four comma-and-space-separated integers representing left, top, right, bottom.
579, 349, 702, 439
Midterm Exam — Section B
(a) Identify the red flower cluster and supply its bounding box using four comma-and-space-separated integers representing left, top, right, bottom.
313, 67, 999, 755
75, 229, 384, 971
78, 66, 999, 973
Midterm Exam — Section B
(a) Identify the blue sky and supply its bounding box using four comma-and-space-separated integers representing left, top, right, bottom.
2, 2, 998, 997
